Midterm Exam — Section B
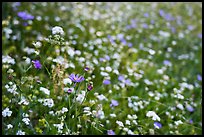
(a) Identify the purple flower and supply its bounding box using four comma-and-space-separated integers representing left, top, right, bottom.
154, 122, 162, 129
107, 130, 115, 135
103, 79, 111, 85
142, 23, 148, 29
118, 75, 125, 81
144, 13, 149, 17
189, 119, 193, 124
69, 73, 85, 83
17, 11, 34, 20
84, 67, 90, 72
159, 9, 165, 17
32, 60, 42, 69
104, 55, 110, 61
67, 88, 74, 93
197, 74, 202, 81
125, 79, 131, 85
198, 33, 202, 39
186, 105, 194, 112
110, 100, 119, 107
87, 84, 93, 91
163, 60, 171, 66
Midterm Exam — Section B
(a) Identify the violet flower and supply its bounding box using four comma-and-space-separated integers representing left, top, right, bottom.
154, 122, 162, 129
110, 100, 119, 107
87, 84, 93, 91
32, 60, 42, 69
69, 74, 85, 83
103, 79, 111, 85
107, 130, 115, 135
17, 11, 34, 20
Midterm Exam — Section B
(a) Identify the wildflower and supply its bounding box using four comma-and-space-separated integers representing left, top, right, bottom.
2, 108, 12, 117
40, 87, 50, 95
84, 66, 90, 72
146, 111, 160, 121
87, 83, 93, 91
197, 74, 202, 81
118, 75, 125, 82
32, 60, 42, 69
2, 55, 15, 65
52, 26, 64, 35
154, 122, 162, 129
103, 79, 111, 85
174, 120, 183, 126
189, 119, 193, 124
69, 73, 85, 83
43, 99, 54, 108
67, 88, 74, 93
63, 78, 72, 85
17, 11, 34, 20
7, 124, 13, 129
61, 107, 68, 114
107, 130, 115, 135
186, 104, 194, 112
16, 130, 25, 135
110, 100, 119, 107
22, 117, 30, 125
116, 120, 124, 127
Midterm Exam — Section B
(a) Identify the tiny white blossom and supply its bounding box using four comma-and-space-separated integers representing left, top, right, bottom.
146, 111, 160, 121
2, 108, 12, 117
116, 120, 124, 127
7, 124, 13, 129
61, 107, 68, 114
52, 26, 64, 35
40, 87, 50, 95
22, 117, 30, 125
16, 130, 25, 135
63, 78, 72, 85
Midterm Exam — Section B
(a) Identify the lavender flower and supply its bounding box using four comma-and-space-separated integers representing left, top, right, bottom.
186, 105, 194, 112
17, 11, 34, 20
84, 67, 90, 72
107, 130, 115, 135
189, 119, 193, 124
32, 60, 42, 69
154, 122, 162, 129
69, 74, 85, 83
110, 100, 119, 107
103, 79, 111, 85
118, 75, 125, 81
197, 74, 202, 81
87, 84, 93, 91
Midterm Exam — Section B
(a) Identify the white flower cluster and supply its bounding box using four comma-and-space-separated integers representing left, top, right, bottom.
16, 130, 25, 135
2, 107, 12, 117
116, 120, 124, 127
18, 96, 29, 105
40, 87, 50, 95
76, 91, 86, 104
146, 111, 160, 121
32, 41, 42, 48
38, 98, 54, 108
5, 82, 18, 95
53, 123, 64, 134
2, 55, 15, 65
52, 26, 64, 35
63, 78, 72, 85
61, 107, 68, 114
128, 96, 149, 111
22, 113, 30, 126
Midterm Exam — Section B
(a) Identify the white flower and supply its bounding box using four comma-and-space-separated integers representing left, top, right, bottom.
52, 26, 64, 35
175, 120, 183, 126
67, 48, 75, 57
32, 41, 42, 48
125, 120, 131, 125
2, 108, 12, 117
76, 91, 86, 103
16, 130, 25, 135
146, 111, 160, 121
116, 120, 124, 127
40, 87, 50, 95
7, 124, 13, 129
43, 99, 54, 108
105, 66, 112, 72
61, 107, 68, 114
110, 113, 116, 118
63, 78, 72, 85
96, 110, 105, 119
22, 118, 30, 125
2, 55, 15, 65
176, 104, 184, 110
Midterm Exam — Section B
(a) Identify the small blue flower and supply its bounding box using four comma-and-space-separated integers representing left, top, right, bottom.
154, 122, 162, 129
107, 130, 115, 135
103, 79, 111, 85
17, 11, 34, 20
32, 60, 42, 69
110, 100, 119, 107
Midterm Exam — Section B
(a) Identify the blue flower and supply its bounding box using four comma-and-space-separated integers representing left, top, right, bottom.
154, 122, 162, 129
17, 11, 34, 20
32, 60, 42, 69
103, 79, 111, 85
107, 130, 115, 135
